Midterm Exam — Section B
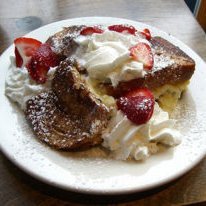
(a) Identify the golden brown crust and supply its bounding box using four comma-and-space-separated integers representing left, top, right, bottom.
52, 58, 109, 119
46, 25, 84, 58
25, 59, 110, 151
148, 36, 195, 87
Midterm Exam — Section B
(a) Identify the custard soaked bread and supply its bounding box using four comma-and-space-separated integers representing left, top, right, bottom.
106, 36, 195, 97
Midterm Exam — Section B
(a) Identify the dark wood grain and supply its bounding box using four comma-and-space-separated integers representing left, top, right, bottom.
0, 0, 206, 205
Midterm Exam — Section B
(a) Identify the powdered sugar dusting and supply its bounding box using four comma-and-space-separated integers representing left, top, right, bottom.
25, 89, 108, 149
152, 54, 175, 72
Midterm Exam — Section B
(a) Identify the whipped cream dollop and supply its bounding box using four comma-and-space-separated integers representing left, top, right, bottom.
75, 30, 148, 86
5, 57, 56, 110
102, 103, 181, 161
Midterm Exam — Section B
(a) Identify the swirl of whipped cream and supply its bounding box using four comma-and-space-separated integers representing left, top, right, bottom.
75, 30, 149, 86
5, 57, 56, 110
102, 103, 181, 160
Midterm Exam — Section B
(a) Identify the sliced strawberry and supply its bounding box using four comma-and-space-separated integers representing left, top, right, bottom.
141, 28, 151, 40
117, 88, 154, 125
27, 63, 49, 84
80, 26, 104, 35
32, 43, 59, 67
27, 43, 60, 83
15, 47, 23, 68
14, 37, 42, 67
129, 42, 154, 70
108, 24, 136, 35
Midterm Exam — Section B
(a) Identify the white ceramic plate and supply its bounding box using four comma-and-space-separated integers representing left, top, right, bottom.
0, 17, 206, 195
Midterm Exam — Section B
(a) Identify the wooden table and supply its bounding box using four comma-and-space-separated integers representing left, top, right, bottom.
0, 0, 206, 205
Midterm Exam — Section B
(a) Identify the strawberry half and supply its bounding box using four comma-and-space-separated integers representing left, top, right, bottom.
14, 47, 23, 68
27, 61, 49, 84
108, 24, 136, 35
141, 28, 151, 40
14, 37, 42, 67
117, 88, 154, 125
80, 26, 104, 35
129, 42, 154, 70
27, 43, 59, 84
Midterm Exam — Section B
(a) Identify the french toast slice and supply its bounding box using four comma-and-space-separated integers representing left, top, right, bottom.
46, 25, 84, 59
108, 36, 195, 97
46, 26, 195, 96
25, 59, 110, 150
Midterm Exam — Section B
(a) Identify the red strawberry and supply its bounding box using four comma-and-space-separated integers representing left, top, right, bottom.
80, 26, 104, 35
117, 88, 154, 125
14, 47, 23, 68
14, 37, 42, 67
27, 62, 49, 84
108, 25, 136, 35
27, 43, 59, 83
141, 28, 151, 40
129, 42, 154, 70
